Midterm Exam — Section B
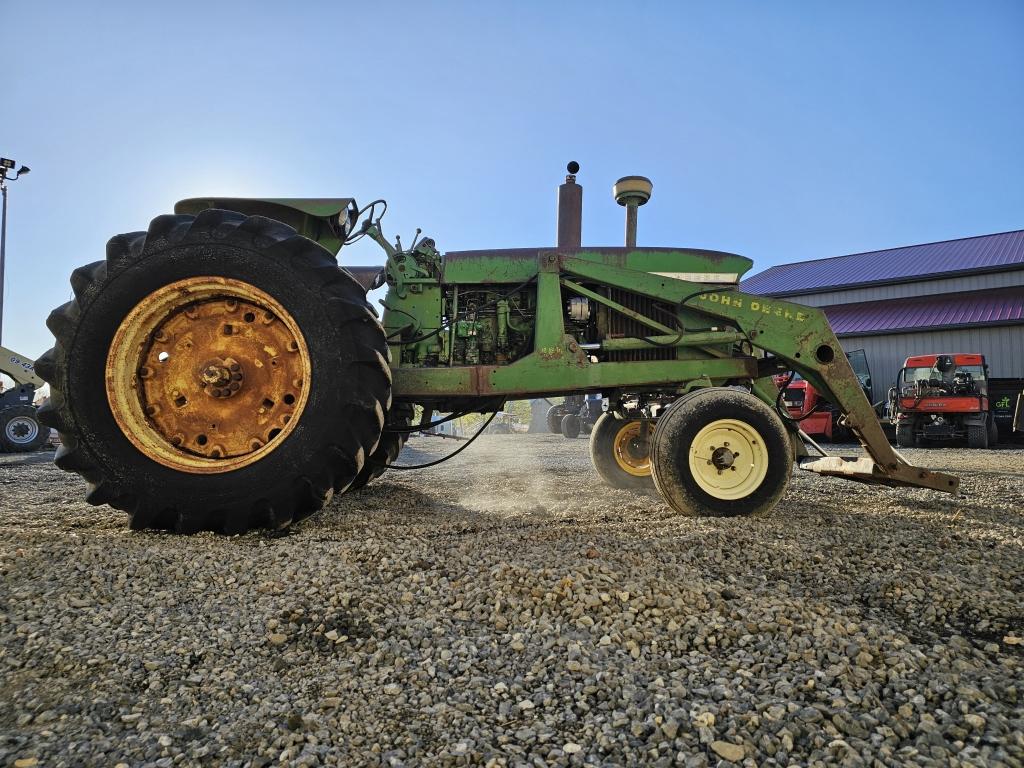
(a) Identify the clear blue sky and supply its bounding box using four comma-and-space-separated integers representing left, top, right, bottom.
3, 0, 1022, 362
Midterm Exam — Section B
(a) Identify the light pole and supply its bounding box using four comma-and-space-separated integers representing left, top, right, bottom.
0, 157, 31, 346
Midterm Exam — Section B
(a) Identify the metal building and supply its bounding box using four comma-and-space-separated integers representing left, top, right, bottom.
741, 230, 1024, 396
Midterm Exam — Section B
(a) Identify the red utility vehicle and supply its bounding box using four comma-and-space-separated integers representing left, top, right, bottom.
777, 374, 838, 440
775, 350, 872, 441
890, 353, 997, 448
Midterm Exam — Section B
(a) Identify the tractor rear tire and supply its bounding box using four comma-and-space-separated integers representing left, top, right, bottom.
589, 414, 654, 490
0, 405, 51, 452
36, 209, 391, 534
895, 421, 917, 448
967, 423, 988, 449
546, 406, 564, 434
561, 413, 581, 439
650, 388, 792, 517
350, 403, 415, 491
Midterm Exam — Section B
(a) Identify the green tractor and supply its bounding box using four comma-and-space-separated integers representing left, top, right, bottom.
37, 163, 958, 533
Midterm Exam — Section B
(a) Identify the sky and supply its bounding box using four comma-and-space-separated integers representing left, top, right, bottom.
2, 0, 1022, 365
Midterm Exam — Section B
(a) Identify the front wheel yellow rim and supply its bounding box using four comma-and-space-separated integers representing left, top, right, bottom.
613, 420, 654, 477
105, 276, 311, 474
687, 418, 768, 499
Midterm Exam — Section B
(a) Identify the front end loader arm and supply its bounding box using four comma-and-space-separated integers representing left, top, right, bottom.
686, 289, 960, 494
560, 258, 958, 495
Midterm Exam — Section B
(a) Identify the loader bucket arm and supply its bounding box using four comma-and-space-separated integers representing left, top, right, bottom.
559, 257, 958, 494
686, 289, 960, 494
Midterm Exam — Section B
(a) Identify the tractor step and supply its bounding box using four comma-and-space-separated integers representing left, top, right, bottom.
798, 455, 960, 494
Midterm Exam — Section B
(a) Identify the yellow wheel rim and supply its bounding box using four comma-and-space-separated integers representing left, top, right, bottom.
613, 420, 654, 477
105, 276, 311, 474
687, 418, 768, 500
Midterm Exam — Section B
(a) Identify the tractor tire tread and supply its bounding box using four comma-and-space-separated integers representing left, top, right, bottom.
350, 403, 416, 491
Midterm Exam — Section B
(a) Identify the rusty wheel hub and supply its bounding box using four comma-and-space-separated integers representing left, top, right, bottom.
106, 277, 311, 474
200, 357, 245, 399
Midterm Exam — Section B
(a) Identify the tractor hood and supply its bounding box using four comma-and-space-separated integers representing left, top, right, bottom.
442, 246, 754, 285
175, 197, 358, 255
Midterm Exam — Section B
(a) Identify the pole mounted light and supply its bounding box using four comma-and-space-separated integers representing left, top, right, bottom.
0, 157, 31, 346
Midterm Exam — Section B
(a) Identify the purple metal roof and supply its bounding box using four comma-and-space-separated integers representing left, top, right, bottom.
822, 286, 1024, 336
742, 229, 1024, 296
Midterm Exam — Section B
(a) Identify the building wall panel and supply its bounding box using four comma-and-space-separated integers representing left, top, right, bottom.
788, 269, 1024, 307
838, 326, 1024, 398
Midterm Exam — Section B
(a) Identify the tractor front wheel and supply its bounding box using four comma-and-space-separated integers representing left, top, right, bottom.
589, 414, 654, 490
650, 388, 792, 517
36, 209, 391, 533
561, 413, 581, 439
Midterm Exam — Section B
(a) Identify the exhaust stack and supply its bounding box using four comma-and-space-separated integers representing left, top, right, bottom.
557, 161, 582, 249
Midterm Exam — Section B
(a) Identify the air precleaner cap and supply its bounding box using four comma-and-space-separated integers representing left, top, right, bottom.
613, 176, 653, 206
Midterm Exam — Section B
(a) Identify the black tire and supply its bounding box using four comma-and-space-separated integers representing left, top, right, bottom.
987, 415, 998, 447
0, 405, 51, 452
588, 413, 654, 490
895, 420, 916, 449
36, 209, 391, 534
561, 413, 581, 439
650, 387, 792, 517
350, 403, 415, 491
546, 406, 564, 434
967, 423, 988, 449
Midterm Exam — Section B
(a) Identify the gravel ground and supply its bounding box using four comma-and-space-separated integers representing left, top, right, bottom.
1, 435, 1022, 767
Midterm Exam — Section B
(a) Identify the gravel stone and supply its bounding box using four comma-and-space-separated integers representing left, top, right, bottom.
710, 740, 745, 761
1, 438, 1022, 766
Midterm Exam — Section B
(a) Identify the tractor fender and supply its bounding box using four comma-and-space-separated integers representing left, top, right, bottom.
175, 197, 358, 256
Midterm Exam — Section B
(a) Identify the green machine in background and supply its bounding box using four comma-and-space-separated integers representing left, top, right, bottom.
37, 163, 958, 533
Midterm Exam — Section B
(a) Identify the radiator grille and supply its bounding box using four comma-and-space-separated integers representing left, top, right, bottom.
597, 287, 677, 362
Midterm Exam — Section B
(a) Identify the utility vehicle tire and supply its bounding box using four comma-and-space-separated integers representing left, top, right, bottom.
987, 415, 998, 447
546, 406, 564, 434
588, 414, 654, 490
561, 413, 581, 439
650, 387, 792, 517
350, 403, 415, 491
895, 421, 916, 449
36, 210, 391, 534
0, 405, 50, 452
967, 423, 988, 449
